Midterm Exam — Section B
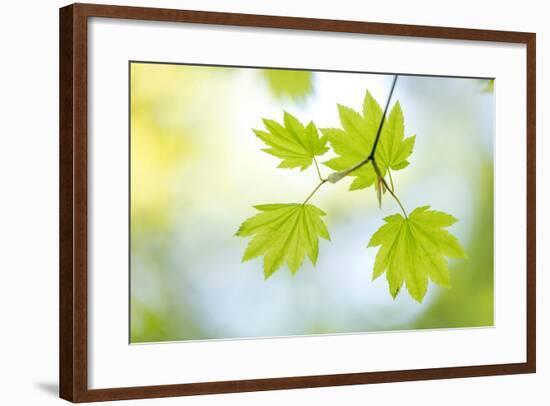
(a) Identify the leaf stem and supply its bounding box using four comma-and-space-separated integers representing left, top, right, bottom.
302, 179, 327, 205
313, 157, 325, 182
372, 160, 407, 218
387, 168, 395, 192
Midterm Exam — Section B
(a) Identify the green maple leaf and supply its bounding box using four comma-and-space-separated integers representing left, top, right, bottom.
253, 112, 329, 171
236, 203, 330, 278
482, 79, 495, 93
376, 101, 416, 171
367, 206, 467, 302
322, 90, 416, 190
261, 69, 314, 101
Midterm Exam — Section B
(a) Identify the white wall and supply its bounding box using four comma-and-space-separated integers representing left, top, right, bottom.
0, 0, 546, 404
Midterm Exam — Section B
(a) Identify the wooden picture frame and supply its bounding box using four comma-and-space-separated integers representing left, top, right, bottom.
59, 3, 536, 402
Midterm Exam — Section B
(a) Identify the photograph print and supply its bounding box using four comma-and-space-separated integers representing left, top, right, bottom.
129, 62, 494, 343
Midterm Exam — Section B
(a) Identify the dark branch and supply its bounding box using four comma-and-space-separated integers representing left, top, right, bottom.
368, 75, 398, 159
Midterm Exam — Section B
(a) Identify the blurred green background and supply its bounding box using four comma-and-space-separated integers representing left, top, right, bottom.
130, 62, 494, 343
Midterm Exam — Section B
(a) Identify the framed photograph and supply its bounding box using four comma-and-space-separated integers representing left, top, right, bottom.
59, 3, 536, 402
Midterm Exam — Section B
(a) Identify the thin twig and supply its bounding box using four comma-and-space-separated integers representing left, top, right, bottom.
302, 179, 327, 205
327, 156, 372, 183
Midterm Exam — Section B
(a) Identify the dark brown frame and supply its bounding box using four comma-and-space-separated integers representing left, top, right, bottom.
60, 2, 536, 403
